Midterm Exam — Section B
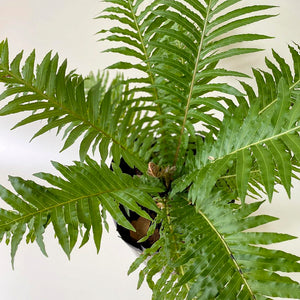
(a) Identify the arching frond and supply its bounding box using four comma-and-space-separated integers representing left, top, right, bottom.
172, 44, 300, 206
0, 40, 157, 170
0, 156, 163, 267
129, 194, 300, 299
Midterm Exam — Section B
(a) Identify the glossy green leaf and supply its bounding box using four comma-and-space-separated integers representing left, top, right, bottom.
251, 145, 275, 201
236, 148, 252, 204
267, 139, 292, 197
10, 222, 26, 268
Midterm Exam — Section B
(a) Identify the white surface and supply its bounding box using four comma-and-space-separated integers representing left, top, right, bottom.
0, 1, 299, 299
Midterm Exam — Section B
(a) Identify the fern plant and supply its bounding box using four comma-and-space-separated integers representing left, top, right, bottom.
0, 0, 300, 299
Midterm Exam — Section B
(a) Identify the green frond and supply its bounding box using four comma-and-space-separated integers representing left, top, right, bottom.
257, 49, 300, 112
96, 0, 179, 160
190, 98, 298, 206
172, 44, 300, 206
129, 194, 300, 299
95, 0, 277, 167
0, 1, 299, 298
0, 157, 163, 265
144, 1, 275, 164
96, 0, 159, 82
0, 40, 156, 170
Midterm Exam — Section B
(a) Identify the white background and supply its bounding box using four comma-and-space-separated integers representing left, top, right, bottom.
0, 1, 299, 299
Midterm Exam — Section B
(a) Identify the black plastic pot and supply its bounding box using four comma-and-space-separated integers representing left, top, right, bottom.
113, 158, 160, 251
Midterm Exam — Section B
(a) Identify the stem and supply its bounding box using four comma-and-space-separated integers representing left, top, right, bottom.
219, 170, 260, 180
197, 208, 256, 299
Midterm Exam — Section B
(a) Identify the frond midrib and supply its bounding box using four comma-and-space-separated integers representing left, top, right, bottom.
0, 64, 139, 159
197, 206, 255, 299
126, 1, 157, 93
173, 0, 212, 165
164, 198, 190, 293
0, 186, 134, 230
230, 126, 299, 157
259, 77, 300, 115
208, 125, 299, 170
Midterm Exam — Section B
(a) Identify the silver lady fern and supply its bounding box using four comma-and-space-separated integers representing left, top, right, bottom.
0, 0, 299, 299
